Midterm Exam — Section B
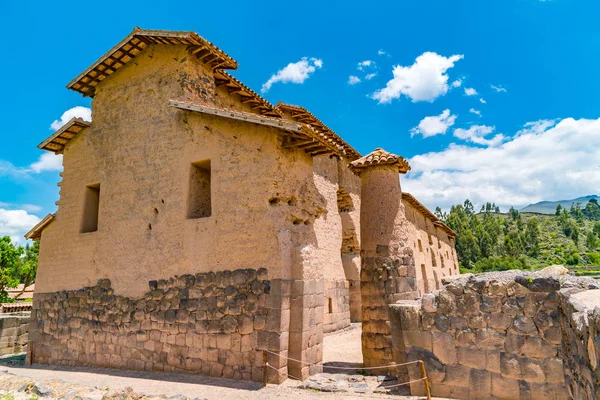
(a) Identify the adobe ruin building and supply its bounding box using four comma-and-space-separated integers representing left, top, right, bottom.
25, 28, 458, 383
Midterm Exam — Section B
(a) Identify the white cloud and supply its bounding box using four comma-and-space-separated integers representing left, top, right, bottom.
0, 153, 63, 177
464, 87, 478, 96
378, 50, 387, 56
0, 209, 41, 244
21, 204, 43, 213
410, 109, 457, 138
454, 125, 505, 147
480, 98, 487, 104
365, 73, 377, 80
451, 79, 463, 88
491, 85, 507, 93
515, 119, 557, 137
50, 106, 92, 131
348, 76, 361, 85
358, 60, 373, 71
371, 52, 464, 103
29, 153, 63, 173
403, 117, 600, 210
469, 108, 482, 117
261, 57, 323, 93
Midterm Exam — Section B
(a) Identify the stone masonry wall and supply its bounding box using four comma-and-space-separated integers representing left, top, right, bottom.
388, 271, 599, 399
0, 312, 29, 356
29, 268, 284, 382
323, 280, 351, 334
558, 288, 600, 399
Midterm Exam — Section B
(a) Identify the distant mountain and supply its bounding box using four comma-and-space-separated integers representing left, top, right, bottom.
521, 195, 599, 214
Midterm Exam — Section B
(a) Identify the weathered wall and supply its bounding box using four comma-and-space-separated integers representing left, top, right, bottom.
36, 44, 323, 298
403, 201, 459, 295
359, 167, 418, 368
323, 280, 351, 334
558, 288, 600, 399
33, 41, 366, 381
390, 272, 579, 399
29, 270, 281, 381
0, 312, 29, 356
338, 162, 361, 322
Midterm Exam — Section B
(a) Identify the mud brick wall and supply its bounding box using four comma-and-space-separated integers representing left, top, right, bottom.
558, 288, 600, 400
0, 312, 30, 355
323, 280, 351, 334
29, 268, 282, 382
389, 272, 587, 400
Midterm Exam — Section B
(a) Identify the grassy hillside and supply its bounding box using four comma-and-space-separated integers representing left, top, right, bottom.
494, 212, 599, 267
520, 195, 599, 214
440, 200, 600, 274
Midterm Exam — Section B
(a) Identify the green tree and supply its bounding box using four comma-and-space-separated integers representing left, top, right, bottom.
524, 218, 541, 256
14, 241, 38, 299
594, 221, 600, 237
586, 230, 599, 250
555, 204, 563, 216
583, 199, 600, 220
0, 237, 22, 303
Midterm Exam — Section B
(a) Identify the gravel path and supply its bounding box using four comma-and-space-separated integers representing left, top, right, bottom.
0, 326, 437, 399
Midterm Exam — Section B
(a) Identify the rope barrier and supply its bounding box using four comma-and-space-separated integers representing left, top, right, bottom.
264, 349, 422, 370
262, 350, 432, 399
380, 377, 427, 389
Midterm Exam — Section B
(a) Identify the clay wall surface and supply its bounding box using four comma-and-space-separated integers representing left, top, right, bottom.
0, 312, 29, 356
36, 44, 325, 298
359, 167, 418, 368
403, 201, 459, 295
390, 270, 600, 399
558, 288, 600, 399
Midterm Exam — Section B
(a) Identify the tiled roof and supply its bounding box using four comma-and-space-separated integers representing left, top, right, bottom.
275, 102, 361, 161
25, 214, 55, 240
349, 148, 411, 173
67, 28, 238, 97
38, 118, 91, 154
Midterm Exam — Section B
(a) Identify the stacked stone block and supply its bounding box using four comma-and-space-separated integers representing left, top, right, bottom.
29, 268, 286, 382
558, 288, 600, 399
0, 312, 30, 355
361, 244, 418, 368
323, 279, 351, 334
288, 279, 324, 380
390, 272, 583, 399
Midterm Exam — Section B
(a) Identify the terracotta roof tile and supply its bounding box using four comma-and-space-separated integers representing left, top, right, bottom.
68, 28, 238, 97
349, 148, 411, 173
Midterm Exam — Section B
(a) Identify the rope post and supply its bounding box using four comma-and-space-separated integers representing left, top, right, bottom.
419, 360, 432, 400
263, 351, 268, 387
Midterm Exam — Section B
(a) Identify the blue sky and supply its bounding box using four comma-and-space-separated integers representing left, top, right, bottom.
1, 0, 599, 241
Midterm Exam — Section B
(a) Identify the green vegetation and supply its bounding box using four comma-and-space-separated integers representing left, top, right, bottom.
436, 199, 600, 273
0, 237, 39, 303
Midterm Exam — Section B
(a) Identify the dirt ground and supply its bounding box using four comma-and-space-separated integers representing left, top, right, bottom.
0, 325, 436, 400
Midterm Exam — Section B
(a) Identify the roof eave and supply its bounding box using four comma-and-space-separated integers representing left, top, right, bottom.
25, 214, 55, 240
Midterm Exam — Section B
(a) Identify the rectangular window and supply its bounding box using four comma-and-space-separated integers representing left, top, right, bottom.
418, 239, 423, 252
328, 298, 333, 314
188, 160, 211, 219
81, 183, 100, 233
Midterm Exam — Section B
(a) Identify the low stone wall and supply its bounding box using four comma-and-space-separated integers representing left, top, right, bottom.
323, 280, 351, 334
0, 312, 30, 355
390, 271, 600, 399
558, 288, 600, 399
29, 268, 283, 381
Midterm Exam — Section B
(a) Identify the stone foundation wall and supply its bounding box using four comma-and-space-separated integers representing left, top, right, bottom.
558, 288, 600, 399
323, 280, 351, 334
29, 268, 284, 382
0, 312, 30, 355
389, 272, 599, 399
288, 279, 324, 380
